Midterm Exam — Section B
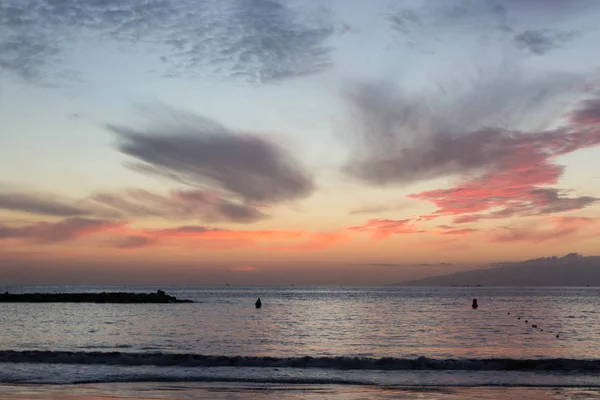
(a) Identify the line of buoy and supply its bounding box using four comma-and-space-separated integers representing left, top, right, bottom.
471, 300, 562, 339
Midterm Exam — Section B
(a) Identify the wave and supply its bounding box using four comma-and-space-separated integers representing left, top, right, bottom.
1, 351, 600, 371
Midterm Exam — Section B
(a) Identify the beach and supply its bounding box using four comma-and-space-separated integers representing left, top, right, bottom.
2, 383, 600, 400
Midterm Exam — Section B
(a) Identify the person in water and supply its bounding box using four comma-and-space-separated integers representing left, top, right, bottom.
472, 298, 478, 309
255, 298, 262, 308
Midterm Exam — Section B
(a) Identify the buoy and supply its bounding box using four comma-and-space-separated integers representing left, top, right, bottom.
556, 334, 560, 338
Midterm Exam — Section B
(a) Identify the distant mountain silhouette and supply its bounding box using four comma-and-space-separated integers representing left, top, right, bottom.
396, 253, 600, 286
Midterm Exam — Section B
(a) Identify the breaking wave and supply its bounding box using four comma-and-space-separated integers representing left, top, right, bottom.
1, 351, 600, 371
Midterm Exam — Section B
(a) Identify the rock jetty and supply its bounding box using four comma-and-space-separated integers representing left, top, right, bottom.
0, 290, 193, 303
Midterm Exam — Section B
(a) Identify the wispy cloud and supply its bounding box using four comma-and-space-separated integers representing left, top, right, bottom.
440, 228, 479, 236
490, 216, 598, 243
386, 0, 596, 54
386, 0, 512, 52
514, 29, 579, 55
0, 215, 352, 252
342, 70, 583, 186
0, 191, 88, 217
100, 224, 344, 252
363, 262, 454, 268
230, 265, 258, 272
85, 188, 267, 223
1, 0, 333, 83
0, 187, 267, 224
111, 106, 314, 205
0, 218, 125, 243
348, 219, 424, 240
342, 71, 600, 224
348, 202, 406, 215
107, 235, 159, 250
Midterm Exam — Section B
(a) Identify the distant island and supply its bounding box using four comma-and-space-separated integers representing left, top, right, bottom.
395, 253, 600, 286
0, 290, 194, 303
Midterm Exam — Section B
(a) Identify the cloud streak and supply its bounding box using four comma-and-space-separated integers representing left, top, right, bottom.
0, 192, 88, 217
490, 216, 598, 243
86, 188, 267, 223
0, 218, 125, 243
348, 219, 424, 240
0, 187, 267, 224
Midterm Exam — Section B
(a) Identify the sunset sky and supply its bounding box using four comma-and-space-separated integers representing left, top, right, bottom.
1, 0, 600, 285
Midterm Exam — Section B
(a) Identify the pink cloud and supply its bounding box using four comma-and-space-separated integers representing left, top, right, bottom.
409, 114, 600, 223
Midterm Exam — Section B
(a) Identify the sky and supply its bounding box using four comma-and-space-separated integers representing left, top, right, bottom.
1, 0, 600, 285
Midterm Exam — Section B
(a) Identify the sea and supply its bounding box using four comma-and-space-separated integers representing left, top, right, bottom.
1, 285, 600, 399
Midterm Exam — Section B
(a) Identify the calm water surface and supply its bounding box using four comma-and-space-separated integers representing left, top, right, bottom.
1, 285, 598, 358
1, 285, 599, 395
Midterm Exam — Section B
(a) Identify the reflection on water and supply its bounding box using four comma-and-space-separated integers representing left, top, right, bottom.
1, 383, 600, 400
1, 286, 599, 359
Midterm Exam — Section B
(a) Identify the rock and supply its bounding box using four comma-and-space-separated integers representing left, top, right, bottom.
0, 292, 193, 303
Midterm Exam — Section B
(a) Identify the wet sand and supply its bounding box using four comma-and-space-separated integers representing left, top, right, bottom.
1, 383, 600, 400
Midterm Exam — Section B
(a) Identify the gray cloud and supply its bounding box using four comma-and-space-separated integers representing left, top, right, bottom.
108, 235, 157, 249
342, 71, 583, 186
348, 203, 405, 215
0, 0, 333, 83
0, 217, 123, 243
111, 107, 314, 204
514, 29, 579, 55
86, 188, 267, 223
363, 262, 454, 267
571, 94, 600, 126
0, 186, 267, 224
386, 0, 597, 53
342, 75, 600, 222
387, 0, 512, 51
0, 192, 88, 217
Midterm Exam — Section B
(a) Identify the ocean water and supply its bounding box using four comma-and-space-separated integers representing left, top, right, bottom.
1, 285, 600, 399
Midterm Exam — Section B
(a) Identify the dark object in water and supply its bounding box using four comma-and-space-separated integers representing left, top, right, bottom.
556, 334, 560, 338
0, 291, 193, 303
255, 298, 262, 309
472, 298, 478, 309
